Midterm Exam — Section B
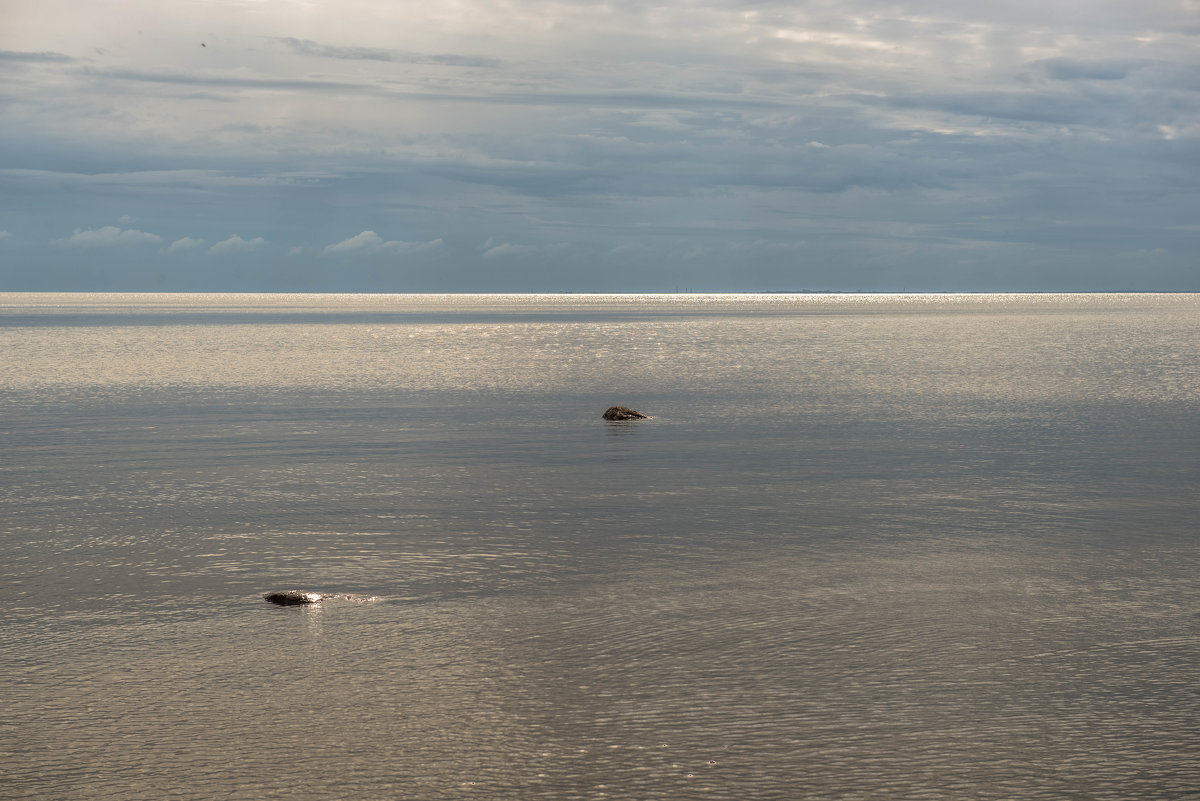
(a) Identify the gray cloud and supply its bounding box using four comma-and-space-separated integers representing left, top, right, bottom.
0, 50, 75, 63
82, 68, 366, 94
275, 38, 394, 62
274, 38, 502, 68
1034, 58, 1149, 82
860, 90, 1099, 127
80, 64, 803, 113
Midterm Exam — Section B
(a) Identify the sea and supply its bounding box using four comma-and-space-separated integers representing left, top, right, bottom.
2, 292, 1198, 800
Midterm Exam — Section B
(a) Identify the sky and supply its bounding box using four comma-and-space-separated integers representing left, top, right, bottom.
1, 0, 1197, 292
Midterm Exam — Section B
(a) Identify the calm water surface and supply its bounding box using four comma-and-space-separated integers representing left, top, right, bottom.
2, 293, 1198, 799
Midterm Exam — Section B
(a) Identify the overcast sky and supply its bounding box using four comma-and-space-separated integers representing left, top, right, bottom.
1, 0, 1197, 291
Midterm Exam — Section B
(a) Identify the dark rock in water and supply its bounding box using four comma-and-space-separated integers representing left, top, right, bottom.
262, 590, 325, 605
261, 590, 380, 605
603, 405, 648, 421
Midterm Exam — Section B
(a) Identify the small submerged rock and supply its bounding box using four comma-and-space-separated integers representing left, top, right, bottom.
602, 406, 648, 421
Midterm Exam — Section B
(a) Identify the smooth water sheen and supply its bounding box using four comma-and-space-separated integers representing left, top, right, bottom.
2, 293, 1198, 800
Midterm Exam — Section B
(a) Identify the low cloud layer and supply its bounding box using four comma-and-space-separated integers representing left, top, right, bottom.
165, 236, 205, 253
209, 235, 266, 254
54, 226, 162, 248
324, 230, 444, 256
1, 0, 1196, 290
